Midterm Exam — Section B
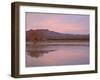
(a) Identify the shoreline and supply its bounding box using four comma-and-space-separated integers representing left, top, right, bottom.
26, 41, 89, 46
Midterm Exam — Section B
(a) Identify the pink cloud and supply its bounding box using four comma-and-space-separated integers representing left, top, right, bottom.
26, 12, 89, 34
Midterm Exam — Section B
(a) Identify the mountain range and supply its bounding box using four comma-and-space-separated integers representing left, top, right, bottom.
26, 29, 89, 41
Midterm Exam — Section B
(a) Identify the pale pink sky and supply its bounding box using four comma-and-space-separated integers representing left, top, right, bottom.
26, 12, 89, 34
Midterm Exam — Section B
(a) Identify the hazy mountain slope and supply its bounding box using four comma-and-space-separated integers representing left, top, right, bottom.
26, 29, 89, 41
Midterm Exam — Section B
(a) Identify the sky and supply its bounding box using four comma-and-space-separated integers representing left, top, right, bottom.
26, 12, 90, 34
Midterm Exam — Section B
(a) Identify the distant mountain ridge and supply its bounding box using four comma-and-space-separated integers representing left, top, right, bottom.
26, 29, 89, 42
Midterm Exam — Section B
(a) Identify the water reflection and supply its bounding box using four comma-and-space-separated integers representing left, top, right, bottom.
27, 49, 56, 58
26, 43, 89, 67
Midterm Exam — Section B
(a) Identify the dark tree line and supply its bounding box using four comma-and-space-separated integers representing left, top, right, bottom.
26, 30, 47, 43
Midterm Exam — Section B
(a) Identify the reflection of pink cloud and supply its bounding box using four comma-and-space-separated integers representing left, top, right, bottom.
38, 49, 88, 64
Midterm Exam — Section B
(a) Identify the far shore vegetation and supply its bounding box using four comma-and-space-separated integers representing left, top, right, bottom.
26, 29, 89, 44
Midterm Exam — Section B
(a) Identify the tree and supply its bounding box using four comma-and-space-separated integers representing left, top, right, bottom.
26, 29, 47, 44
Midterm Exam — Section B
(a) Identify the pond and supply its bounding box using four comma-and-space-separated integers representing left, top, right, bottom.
26, 42, 89, 67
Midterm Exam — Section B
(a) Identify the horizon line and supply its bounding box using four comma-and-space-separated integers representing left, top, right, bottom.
26, 29, 89, 35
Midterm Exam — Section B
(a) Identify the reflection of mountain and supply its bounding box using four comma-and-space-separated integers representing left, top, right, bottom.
26, 29, 89, 42
27, 49, 56, 58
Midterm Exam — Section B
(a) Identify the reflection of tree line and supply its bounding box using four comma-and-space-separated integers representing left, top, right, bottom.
27, 49, 55, 58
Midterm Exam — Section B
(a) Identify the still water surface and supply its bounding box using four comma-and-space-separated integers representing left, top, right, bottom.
26, 42, 89, 67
